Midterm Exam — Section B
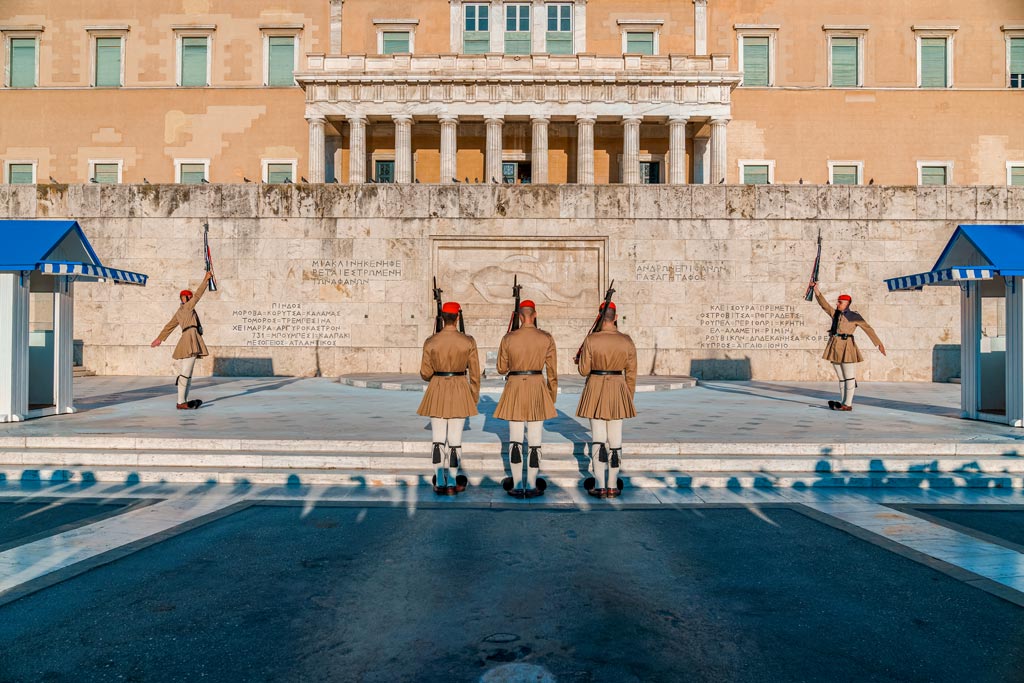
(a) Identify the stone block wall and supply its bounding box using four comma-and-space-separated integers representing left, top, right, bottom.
3, 183, 1021, 381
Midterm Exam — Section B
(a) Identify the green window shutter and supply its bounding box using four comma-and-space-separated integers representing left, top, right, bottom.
463, 31, 490, 54
93, 163, 119, 183
9, 38, 36, 88
267, 163, 293, 183
179, 163, 206, 184
505, 33, 531, 55
831, 165, 858, 185
1010, 166, 1024, 186
1010, 38, 1024, 87
743, 36, 769, 86
920, 37, 948, 88
831, 37, 858, 87
626, 32, 655, 56
181, 37, 208, 86
920, 166, 947, 185
546, 33, 573, 55
8, 163, 34, 184
95, 37, 122, 87
382, 32, 410, 54
743, 165, 769, 184
268, 36, 295, 86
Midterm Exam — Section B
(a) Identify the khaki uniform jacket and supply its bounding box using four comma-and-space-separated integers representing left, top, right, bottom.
157, 277, 210, 360
576, 329, 638, 420
416, 326, 481, 419
815, 289, 882, 364
494, 325, 558, 422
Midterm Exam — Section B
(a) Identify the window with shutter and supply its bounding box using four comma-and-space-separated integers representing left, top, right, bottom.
920, 37, 948, 88
95, 37, 122, 87
267, 163, 293, 184
93, 163, 120, 183
742, 36, 770, 86
180, 36, 208, 86
268, 36, 295, 86
382, 32, 410, 54
179, 163, 207, 184
830, 37, 858, 87
546, 4, 573, 55
626, 32, 655, 56
464, 4, 490, 53
9, 38, 36, 88
920, 165, 948, 185
1010, 37, 1024, 88
831, 165, 858, 185
7, 163, 34, 184
1010, 166, 1024, 186
505, 4, 531, 55
742, 165, 769, 184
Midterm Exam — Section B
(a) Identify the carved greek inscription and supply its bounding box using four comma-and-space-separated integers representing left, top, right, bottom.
231, 303, 351, 347
698, 304, 829, 350
635, 261, 729, 282
305, 259, 403, 286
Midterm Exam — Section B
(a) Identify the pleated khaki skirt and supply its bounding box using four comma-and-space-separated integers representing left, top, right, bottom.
417, 376, 479, 418
822, 337, 864, 364
576, 375, 637, 420
494, 375, 557, 422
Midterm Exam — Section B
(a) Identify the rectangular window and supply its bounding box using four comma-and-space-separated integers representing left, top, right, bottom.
831, 164, 859, 185
180, 36, 208, 86
920, 37, 948, 88
92, 163, 120, 184
1011, 37, 1024, 88
7, 162, 34, 184
830, 37, 859, 87
95, 36, 122, 87
382, 31, 410, 54
626, 32, 655, 56
505, 4, 531, 55
920, 165, 948, 185
640, 161, 661, 184
546, 4, 573, 55
266, 162, 294, 183
375, 160, 395, 183
742, 36, 770, 86
742, 164, 770, 184
1009, 165, 1024, 186
9, 37, 36, 88
268, 36, 295, 86
179, 163, 207, 184
464, 4, 490, 54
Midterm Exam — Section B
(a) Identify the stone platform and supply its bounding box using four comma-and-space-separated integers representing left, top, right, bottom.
338, 373, 696, 393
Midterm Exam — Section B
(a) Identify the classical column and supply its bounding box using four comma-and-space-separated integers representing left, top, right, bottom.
668, 116, 688, 185
439, 116, 458, 184
306, 115, 326, 183
393, 114, 413, 184
347, 115, 367, 184
576, 114, 596, 184
485, 115, 504, 183
531, 115, 550, 184
622, 116, 642, 185
693, 0, 708, 55
710, 117, 729, 184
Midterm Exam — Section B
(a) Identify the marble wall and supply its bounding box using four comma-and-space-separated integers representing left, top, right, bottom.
3, 183, 1021, 380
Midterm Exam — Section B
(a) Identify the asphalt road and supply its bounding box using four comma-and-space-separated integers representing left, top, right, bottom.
0, 500, 131, 549
1, 504, 1022, 683
917, 508, 1024, 549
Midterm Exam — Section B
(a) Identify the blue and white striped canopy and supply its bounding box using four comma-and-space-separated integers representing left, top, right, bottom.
885, 267, 995, 292
39, 261, 148, 285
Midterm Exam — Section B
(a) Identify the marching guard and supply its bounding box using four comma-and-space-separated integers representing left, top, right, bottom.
576, 302, 637, 498
417, 301, 481, 495
811, 281, 886, 411
495, 300, 558, 498
151, 270, 214, 410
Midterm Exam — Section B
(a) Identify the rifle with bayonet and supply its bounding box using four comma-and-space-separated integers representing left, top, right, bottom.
803, 229, 822, 301
506, 275, 522, 333
575, 280, 615, 364
433, 276, 444, 333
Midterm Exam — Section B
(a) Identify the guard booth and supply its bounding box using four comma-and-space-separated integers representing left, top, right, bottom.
886, 224, 1024, 428
0, 220, 147, 422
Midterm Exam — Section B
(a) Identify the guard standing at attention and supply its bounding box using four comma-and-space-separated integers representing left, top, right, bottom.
417, 301, 481, 495
811, 281, 886, 411
151, 270, 214, 410
576, 301, 637, 498
494, 300, 558, 498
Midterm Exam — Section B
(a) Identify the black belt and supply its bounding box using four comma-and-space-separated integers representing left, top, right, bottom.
182, 325, 199, 332
832, 333, 854, 340
432, 371, 466, 377
590, 370, 623, 376
507, 371, 542, 376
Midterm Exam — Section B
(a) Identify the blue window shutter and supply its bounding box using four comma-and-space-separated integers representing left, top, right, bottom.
93, 163, 119, 183
743, 165, 769, 184
8, 163, 34, 184
181, 37, 208, 86
831, 37, 858, 86
95, 37, 122, 87
267, 163, 293, 183
9, 38, 36, 87
743, 37, 769, 86
1010, 167, 1024, 186
626, 32, 655, 56
382, 32, 410, 54
268, 36, 295, 86
920, 166, 947, 185
831, 165, 858, 185
1010, 38, 1024, 87
180, 163, 206, 184
920, 37, 947, 88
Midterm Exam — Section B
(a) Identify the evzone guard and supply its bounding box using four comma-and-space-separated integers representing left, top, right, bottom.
810, 281, 886, 411
151, 270, 214, 410
576, 300, 637, 498
417, 299, 481, 496
495, 297, 558, 498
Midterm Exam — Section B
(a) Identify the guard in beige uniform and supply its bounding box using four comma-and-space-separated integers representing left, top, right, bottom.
417, 301, 481, 496
494, 300, 558, 498
151, 271, 213, 409
811, 282, 886, 411
576, 301, 637, 498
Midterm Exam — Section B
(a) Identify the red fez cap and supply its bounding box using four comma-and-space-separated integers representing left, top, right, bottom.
180, 289, 193, 298
441, 302, 461, 314
600, 301, 616, 312
519, 300, 536, 310
837, 294, 852, 302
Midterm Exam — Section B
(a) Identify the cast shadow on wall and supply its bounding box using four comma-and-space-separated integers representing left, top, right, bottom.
212, 357, 275, 377
688, 357, 752, 381
932, 344, 961, 383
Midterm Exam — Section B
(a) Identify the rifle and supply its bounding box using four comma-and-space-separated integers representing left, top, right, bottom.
432, 276, 444, 333
803, 228, 822, 301
203, 223, 218, 292
506, 275, 522, 333
575, 280, 615, 364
